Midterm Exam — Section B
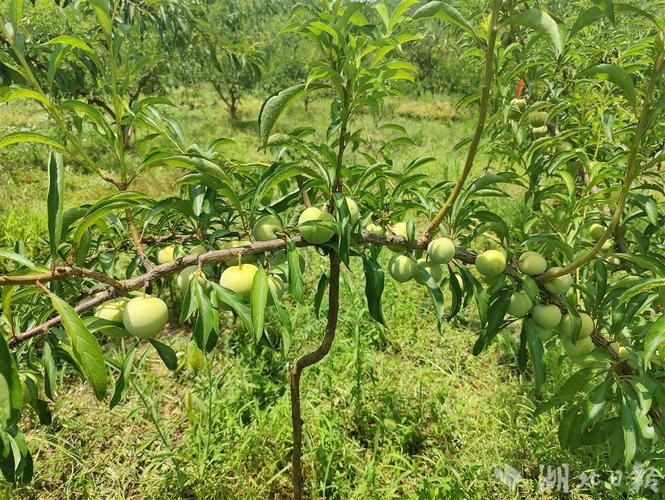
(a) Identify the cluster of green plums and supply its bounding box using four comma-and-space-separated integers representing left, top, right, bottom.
92, 199, 360, 339
478, 248, 596, 363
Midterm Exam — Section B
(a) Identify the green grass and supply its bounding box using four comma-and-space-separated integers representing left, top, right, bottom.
0, 90, 624, 498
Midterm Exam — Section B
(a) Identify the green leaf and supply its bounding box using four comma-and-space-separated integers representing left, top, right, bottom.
413, 1, 477, 39
314, 273, 329, 319
9, 0, 24, 32
258, 83, 324, 146
211, 283, 253, 333
0, 88, 51, 107
525, 322, 546, 394
287, 239, 305, 304
46, 153, 65, 260
416, 267, 446, 333
42, 342, 57, 401
571, 7, 605, 36
250, 267, 269, 343
585, 375, 612, 426
0, 336, 22, 426
579, 63, 637, 106
90, 0, 112, 37
44, 35, 94, 54
48, 293, 107, 400
620, 395, 637, 466
110, 348, 135, 410
644, 313, 665, 370
0, 249, 42, 272
362, 255, 385, 325
0, 132, 65, 150
503, 9, 565, 57
149, 340, 177, 371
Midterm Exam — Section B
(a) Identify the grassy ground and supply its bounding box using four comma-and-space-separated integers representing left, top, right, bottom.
0, 90, 619, 498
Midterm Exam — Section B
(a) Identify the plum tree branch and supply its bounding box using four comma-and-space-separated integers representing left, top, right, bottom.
422, 0, 501, 240
536, 49, 663, 283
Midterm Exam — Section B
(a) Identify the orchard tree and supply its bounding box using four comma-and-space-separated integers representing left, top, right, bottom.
1, 0, 665, 498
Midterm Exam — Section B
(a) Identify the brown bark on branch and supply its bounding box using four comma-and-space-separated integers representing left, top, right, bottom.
290, 252, 340, 499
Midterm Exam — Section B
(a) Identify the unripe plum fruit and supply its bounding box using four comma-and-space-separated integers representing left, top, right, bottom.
388, 221, 409, 252
94, 297, 129, 324
253, 214, 283, 241
219, 263, 259, 299
530, 320, 554, 342
122, 296, 169, 338
561, 336, 594, 360
507, 98, 527, 120
427, 237, 455, 265
555, 141, 573, 154
415, 258, 443, 284
559, 312, 594, 339
177, 266, 207, 295
517, 251, 547, 275
388, 253, 417, 282
543, 267, 573, 295
532, 125, 549, 138
190, 244, 207, 256
365, 223, 386, 236
343, 197, 360, 223
532, 304, 562, 329
528, 111, 547, 127
298, 207, 335, 244
475, 249, 506, 278
507, 291, 533, 317
589, 223, 605, 241
157, 245, 176, 264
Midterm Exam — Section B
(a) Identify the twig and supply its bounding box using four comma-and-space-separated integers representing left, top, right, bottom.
125, 209, 155, 271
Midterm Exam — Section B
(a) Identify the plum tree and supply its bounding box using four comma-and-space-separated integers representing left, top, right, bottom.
1, 0, 664, 495
532, 304, 562, 329
517, 251, 547, 275
427, 237, 455, 264
475, 249, 506, 277
122, 297, 169, 338
388, 254, 417, 282
297, 207, 334, 244
253, 214, 283, 241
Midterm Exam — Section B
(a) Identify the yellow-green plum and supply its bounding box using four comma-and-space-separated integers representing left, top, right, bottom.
555, 141, 574, 154
532, 304, 562, 329
618, 345, 630, 361
507, 98, 527, 120
530, 321, 554, 342
190, 244, 207, 256
252, 214, 283, 241
388, 253, 417, 282
427, 237, 455, 265
559, 312, 594, 339
517, 251, 547, 276
226, 240, 257, 266
507, 291, 533, 318
543, 267, 573, 295
177, 266, 207, 295
365, 223, 386, 236
219, 263, 258, 299
601, 238, 614, 251
343, 197, 360, 223
528, 111, 547, 127
94, 298, 129, 324
475, 250, 506, 278
532, 125, 549, 139
298, 207, 335, 245
157, 245, 176, 264
122, 296, 169, 338
561, 336, 594, 360
588, 223, 605, 240
388, 221, 409, 252
415, 258, 444, 285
